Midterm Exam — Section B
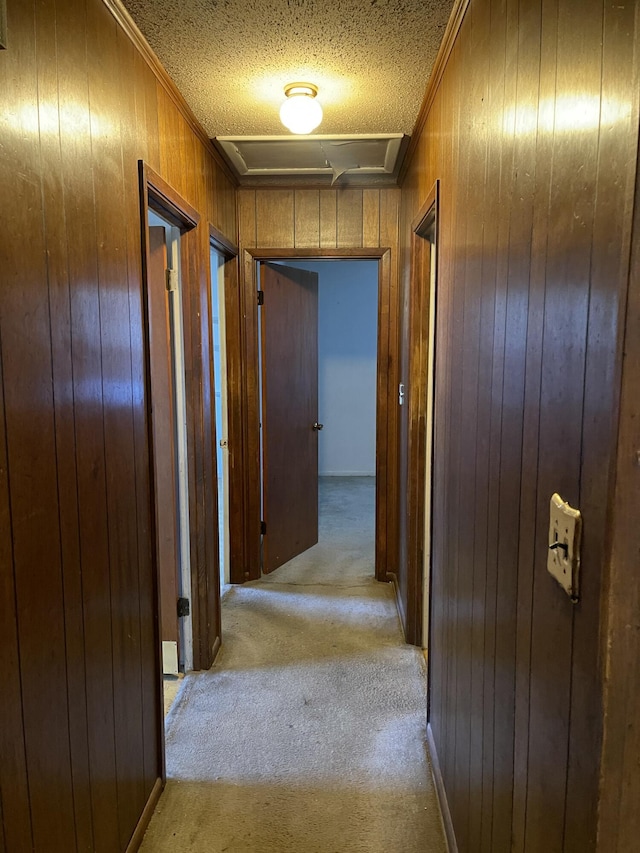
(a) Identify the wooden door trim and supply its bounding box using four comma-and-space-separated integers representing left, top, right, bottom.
207, 226, 240, 600
404, 179, 439, 647
139, 160, 214, 708
230, 246, 393, 584
141, 163, 200, 231
209, 222, 238, 258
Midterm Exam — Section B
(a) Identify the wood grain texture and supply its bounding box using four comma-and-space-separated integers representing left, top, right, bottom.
294, 189, 320, 248
147, 227, 179, 648
261, 263, 319, 572
596, 9, 640, 849
400, 0, 640, 851
1, 0, 236, 847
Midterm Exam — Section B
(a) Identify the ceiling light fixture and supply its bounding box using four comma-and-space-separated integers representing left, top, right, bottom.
279, 83, 323, 135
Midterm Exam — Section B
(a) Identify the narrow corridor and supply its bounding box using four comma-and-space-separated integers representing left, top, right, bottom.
141, 478, 446, 851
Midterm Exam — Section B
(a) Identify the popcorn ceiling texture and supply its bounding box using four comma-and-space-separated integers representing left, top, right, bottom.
121, 0, 455, 137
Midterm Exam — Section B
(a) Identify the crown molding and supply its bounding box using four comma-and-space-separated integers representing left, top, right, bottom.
398, 0, 472, 185
102, 0, 238, 186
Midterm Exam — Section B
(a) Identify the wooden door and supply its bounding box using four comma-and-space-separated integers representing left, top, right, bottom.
260, 262, 319, 573
147, 226, 180, 658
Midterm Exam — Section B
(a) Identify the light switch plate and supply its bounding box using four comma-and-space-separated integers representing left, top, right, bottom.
547, 493, 582, 602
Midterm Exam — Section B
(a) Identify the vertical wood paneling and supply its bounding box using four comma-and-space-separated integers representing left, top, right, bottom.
511, 0, 554, 846
1, 0, 237, 848
294, 189, 320, 248
0, 344, 32, 852
598, 86, 640, 851
38, 0, 95, 846
89, 2, 148, 845
1, 2, 78, 849
472, 11, 501, 840
238, 189, 257, 248
319, 189, 337, 247
120, 33, 160, 809
401, 0, 640, 851
568, 2, 640, 849
256, 189, 294, 246
525, 0, 603, 847
337, 189, 363, 247
363, 189, 381, 247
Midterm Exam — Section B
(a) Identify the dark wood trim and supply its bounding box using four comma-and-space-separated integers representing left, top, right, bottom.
401, 181, 439, 646
124, 777, 163, 853
398, 0, 472, 185
376, 248, 394, 584
137, 162, 166, 781
142, 163, 200, 230
231, 247, 393, 585
251, 248, 388, 260
209, 223, 238, 259
102, 0, 238, 187
411, 182, 439, 236
139, 160, 215, 677
207, 226, 238, 602
427, 724, 458, 853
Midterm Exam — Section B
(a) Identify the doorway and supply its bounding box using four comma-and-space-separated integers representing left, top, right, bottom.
258, 259, 378, 576
210, 245, 230, 591
146, 208, 193, 675
230, 248, 396, 587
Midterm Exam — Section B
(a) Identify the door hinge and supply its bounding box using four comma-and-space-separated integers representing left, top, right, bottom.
166, 268, 178, 292
260, 520, 267, 535
257, 289, 264, 306
177, 597, 190, 618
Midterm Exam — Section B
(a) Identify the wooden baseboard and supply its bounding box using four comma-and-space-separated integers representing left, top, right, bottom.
125, 777, 164, 852
426, 723, 458, 853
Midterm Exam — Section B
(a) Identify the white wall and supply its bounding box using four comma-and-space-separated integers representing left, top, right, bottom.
287, 260, 378, 476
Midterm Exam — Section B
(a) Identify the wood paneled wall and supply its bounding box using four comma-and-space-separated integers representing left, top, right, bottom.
597, 132, 640, 853
236, 188, 403, 590
400, 0, 640, 851
238, 187, 398, 252
0, 0, 235, 849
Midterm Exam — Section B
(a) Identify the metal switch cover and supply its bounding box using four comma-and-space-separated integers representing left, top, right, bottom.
547, 493, 582, 602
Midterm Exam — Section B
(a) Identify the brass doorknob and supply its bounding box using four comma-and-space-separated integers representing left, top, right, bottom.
313, 422, 324, 431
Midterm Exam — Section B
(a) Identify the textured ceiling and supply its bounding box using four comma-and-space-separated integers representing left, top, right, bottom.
121, 0, 455, 138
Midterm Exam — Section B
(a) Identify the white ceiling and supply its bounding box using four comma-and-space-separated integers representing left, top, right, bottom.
121, 0, 455, 179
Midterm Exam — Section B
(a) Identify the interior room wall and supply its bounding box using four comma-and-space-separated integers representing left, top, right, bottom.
0, 0, 236, 849
286, 260, 378, 477
399, 1, 640, 851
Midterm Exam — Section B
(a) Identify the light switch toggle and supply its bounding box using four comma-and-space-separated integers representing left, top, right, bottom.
547, 493, 582, 603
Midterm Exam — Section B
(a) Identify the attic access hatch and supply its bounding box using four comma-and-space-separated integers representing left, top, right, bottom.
214, 134, 407, 186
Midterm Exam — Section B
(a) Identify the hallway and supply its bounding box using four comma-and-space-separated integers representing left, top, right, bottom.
141, 478, 446, 851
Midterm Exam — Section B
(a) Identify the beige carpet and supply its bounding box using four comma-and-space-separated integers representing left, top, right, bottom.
141, 477, 447, 852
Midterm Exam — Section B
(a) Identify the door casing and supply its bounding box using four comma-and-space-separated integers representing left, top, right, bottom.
228, 247, 398, 585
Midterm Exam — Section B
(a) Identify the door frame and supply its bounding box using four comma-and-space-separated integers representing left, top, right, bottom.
139, 162, 224, 684
208, 223, 239, 593
228, 247, 396, 584
403, 180, 439, 648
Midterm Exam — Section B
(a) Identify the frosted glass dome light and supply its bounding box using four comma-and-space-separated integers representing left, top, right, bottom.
279, 83, 323, 134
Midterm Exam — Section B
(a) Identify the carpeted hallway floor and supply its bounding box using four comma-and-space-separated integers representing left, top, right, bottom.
141, 477, 447, 852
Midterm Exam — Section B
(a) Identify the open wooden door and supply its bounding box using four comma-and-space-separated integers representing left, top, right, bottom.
147, 225, 180, 672
260, 262, 320, 574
